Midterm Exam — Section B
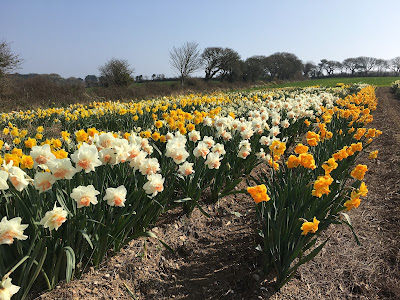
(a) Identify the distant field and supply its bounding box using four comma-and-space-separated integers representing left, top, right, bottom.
263, 77, 399, 89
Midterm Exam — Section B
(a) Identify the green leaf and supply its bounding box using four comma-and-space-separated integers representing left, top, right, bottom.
64, 246, 76, 283
78, 230, 94, 250
22, 247, 47, 300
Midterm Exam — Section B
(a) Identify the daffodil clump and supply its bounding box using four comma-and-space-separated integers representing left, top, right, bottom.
248, 85, 380, 288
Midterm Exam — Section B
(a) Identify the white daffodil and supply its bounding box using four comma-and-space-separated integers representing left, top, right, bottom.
103, 185, 127, 207
193, 141, 209, 159
0, 277, 20, 300
30, 144, 56, 169
0, 217, 28, 245
178, 162, 194, 176
47, 158, 77, 180
188, 130, 200, 142
143, 174, 164, 197
33, 172, 56, 193
139, 158, 160, 176
211, 143, 225, 156
205, 152, 221, 169
0, 170, 9, 190
40, 203, 67, 231
70, 143, 102, 173
70, 185, 100, 208
8, 167, 31, 192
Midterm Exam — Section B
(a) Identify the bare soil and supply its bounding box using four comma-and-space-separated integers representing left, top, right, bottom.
37, 87, 400, 300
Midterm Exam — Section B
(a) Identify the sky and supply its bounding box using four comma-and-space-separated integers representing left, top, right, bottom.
1, 0, 400, 79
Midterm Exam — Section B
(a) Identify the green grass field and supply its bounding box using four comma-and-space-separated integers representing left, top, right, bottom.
264, 77, 398, 89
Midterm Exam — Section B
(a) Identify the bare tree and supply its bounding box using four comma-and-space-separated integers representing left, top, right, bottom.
390, 57, 400, 75
98, 58, 134, 86
0, 39, 22, 76
342, 58, 359, 75
355, 56, 377, 74
169, 41, 202, 85
375, 59, 389, 74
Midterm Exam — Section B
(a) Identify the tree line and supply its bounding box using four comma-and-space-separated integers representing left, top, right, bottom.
169, 42, 400, 85
1, 39, 400, 88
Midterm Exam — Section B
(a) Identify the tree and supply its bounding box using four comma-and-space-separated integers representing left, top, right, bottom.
355, 56, 377, 74
265, 52, 303, 80
302, 61, 317, 78
0, 40, 22, 76
201, 47, 224, 80
219, 48, 242, 82
98, 58, 134, 86
342, 58, 359, 75
85, 75, 98, 87
244, 55, 268, 81
169, 41, 202, 85
375, 59, 389, 74
390, 57, 400, 75
318, 59, 341, 76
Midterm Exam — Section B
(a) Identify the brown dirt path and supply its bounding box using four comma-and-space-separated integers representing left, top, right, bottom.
37, 87, 400, 300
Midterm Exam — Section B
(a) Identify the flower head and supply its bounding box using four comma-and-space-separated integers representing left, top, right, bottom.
40, 204, 67, 231
0, 277, 20, 300
178, 162, 194, 176
34, 172, 56, 193
351, 164, 368, 180
301, 217, 320, 235
0, 217, 28, 245
104, 185, 127, 207
247, 184, 270, 203
71, 143, 102, 173
70, 185, 100, 208
143, 174, 164, 197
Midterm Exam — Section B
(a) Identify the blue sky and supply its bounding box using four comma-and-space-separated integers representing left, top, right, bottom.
1, 0, 399, 79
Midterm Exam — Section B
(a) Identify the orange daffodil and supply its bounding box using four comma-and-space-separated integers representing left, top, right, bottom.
301, 217, 320, 235
247, 184, 270, 204
344, 182, 368, 211
312, 175, 334, 198
351, 164, 368, 181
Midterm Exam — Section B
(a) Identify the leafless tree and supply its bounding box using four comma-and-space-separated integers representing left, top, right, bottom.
169, 41, 202, 85
0, 39, 22, 76
355, 56, 377, 74
342, 58, 359, 75
375, 59, 389, 74
390, 57, 400, 75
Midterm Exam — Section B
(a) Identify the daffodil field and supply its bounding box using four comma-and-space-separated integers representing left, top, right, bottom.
0, 83, 380, 298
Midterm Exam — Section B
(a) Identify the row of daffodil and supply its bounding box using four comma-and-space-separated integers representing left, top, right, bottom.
0, 85, 365, 298
245, 85, 380, 289
0, 85, 348, 137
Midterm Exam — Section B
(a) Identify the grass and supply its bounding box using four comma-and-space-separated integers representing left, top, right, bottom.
261, 77, 399, 89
